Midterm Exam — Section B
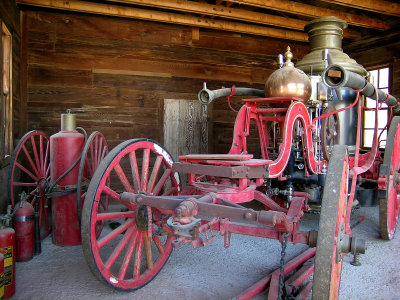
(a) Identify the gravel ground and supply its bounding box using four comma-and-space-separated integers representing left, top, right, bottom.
12, 206, 400, 300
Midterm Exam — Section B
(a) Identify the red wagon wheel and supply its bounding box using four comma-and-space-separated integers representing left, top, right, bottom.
379, 116, 400, 240
8, 130, 51, 239
313, 145, 349, 300
81, 139, 181, 291
77, 131, 109, 226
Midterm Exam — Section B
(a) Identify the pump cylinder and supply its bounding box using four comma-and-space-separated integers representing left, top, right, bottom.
50, 117, 85, 246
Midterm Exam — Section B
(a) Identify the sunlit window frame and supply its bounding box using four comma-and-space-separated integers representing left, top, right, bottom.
362, 66, 390, 149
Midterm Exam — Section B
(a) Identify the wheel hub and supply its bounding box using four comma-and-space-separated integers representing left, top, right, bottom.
336, 223, 366, 263
135, 205, 149, 231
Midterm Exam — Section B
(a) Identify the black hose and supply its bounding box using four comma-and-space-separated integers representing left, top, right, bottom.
198, 83, 265, 105
322, 64, 399, 111
34, 199, 41, 255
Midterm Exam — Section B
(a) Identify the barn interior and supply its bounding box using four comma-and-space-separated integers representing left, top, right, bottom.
1, 0, 400, 299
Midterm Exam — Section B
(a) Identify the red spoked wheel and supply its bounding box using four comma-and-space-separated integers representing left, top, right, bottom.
313, 145, 349, 300
81, 139, 181, 291
77, 131, 109, 226
379, 116, 400, 240
8, 130, 51, 239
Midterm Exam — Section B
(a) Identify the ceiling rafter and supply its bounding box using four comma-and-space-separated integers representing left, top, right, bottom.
106, 0, 309, 31
225, 0, 391, 30
16, 0, 309, 41
319, 0, 400, 17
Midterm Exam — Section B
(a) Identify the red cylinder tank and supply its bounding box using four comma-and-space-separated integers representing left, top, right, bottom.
14, 201, 34, 261
0, 253, 4, 299
50, 113, 86, 246
0, 227, 15, 299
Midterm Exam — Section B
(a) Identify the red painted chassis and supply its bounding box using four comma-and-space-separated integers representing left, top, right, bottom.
79, 88, 400, 299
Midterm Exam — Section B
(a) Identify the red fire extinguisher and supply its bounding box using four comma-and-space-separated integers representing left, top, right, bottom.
0, 217, 15, 299
0, 252, 4, 299
50, 111, 86, 246
13, 200, 34, 262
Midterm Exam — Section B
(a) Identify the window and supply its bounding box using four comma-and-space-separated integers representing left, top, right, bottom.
1, 22, 12, 158
363, 67, 389, 148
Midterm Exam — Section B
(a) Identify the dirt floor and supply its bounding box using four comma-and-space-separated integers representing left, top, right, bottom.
12, 206, 400, 300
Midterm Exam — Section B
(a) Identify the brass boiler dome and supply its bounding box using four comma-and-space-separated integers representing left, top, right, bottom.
265, 47, 312, 101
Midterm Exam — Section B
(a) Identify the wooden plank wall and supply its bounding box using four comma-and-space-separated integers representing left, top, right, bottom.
22, 9, 310, 154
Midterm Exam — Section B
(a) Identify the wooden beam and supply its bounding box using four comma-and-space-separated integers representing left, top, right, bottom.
16, 0, 309, 41
226, 0, 391, 30
19, 11, 28, 134
106, 0, 308, 31
319, 0, 400, 17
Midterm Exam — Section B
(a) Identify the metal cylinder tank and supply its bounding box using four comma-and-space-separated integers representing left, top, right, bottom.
13, 201, 34, 262
296, 17, 367, 150
50, 113, 85, 246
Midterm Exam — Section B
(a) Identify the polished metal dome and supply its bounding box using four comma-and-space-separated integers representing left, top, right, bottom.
265, 47, 312, 101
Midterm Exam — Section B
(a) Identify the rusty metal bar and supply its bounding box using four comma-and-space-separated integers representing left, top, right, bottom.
284, 262, 314, 295
173, 162, 268, 178
236, 274, 272, 300
121, 192, 296, 232
295, 281, 313, 300
237, 248, 316, 300
221, 221, 310, 245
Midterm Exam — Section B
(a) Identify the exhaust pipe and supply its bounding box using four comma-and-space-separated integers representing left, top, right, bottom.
322, 64, 399, 111
198, 82, 265, 105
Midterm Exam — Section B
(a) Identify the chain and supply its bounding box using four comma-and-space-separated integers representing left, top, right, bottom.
278, 232, 290, 300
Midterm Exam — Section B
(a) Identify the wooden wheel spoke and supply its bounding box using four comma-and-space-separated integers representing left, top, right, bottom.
30, 136, 42, 177
12, 182, 37, 187
21, 145, 40, 178
129, 151, 141, 192
94, 135, 99, 169
102, 185, 120, 201
43, 141, 50, 177
141, 148, 150, 192
118, 230, 139, 280
15, 161, 38, 182
143, 234, 154, 270
133, 232, 144, 279
148, 156, 163, 194
100, 145, 107, 161
114, 163, 134, 193
45, 163, 51, 179
153, 169, 172, 196
152, 236, 165, 255
97, 137, 104, 168
96, 211, 135, 220
97, 218, 135, 248
105, 227, 135, 270
89, 142, 96, 176
100, 196, 109, 211
39, 135, 45, 175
